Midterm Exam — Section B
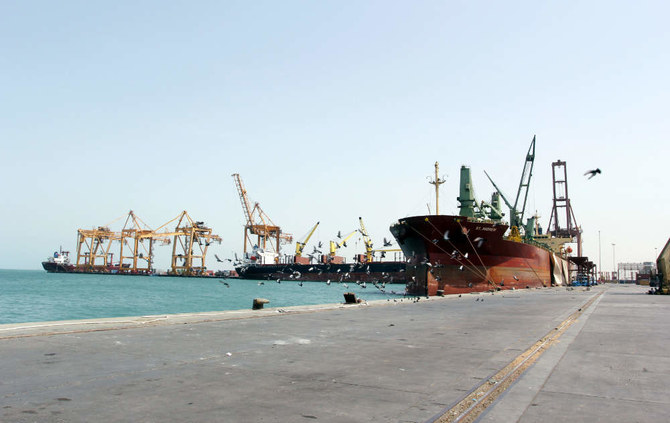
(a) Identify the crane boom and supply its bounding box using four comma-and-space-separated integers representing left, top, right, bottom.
483, 135, 536, 230
232, 173, 254, 227
231, 173, 292, 256
513, 135, 536, 228
358, 217, 374, 263
295, 221, 319, 257
329, 230, 357, 256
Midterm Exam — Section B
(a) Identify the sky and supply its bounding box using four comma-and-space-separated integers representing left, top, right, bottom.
1, 0, 668, 273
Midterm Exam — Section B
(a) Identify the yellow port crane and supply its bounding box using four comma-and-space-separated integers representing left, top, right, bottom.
150, 211, 222, 276
295, 221, 320, 257
117, 210, 156, 274
329, 230, 357, 256
358, 217, 375, 263
232, 173, 292, 257
75, 225, 120, 270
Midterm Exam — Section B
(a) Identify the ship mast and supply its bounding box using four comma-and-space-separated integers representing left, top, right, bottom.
428, 162, 446, 215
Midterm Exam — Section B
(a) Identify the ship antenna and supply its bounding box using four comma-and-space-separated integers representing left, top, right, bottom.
428, 162, 447, 215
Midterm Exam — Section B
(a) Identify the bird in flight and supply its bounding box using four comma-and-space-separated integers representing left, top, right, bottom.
584, 168, 601, 179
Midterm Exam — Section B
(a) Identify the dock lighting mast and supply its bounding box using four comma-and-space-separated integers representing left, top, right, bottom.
547, 160, 582, 256
428, 162, 446, 215
232, 173, 292, 256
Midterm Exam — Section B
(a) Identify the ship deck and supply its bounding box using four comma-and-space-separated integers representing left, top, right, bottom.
2, 284, 668, 422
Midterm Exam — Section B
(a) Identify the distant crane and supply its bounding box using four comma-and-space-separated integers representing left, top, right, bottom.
118, 210, 156, 274
232, 174, 292, 257
329, 230, 357, 257
75, 225, 120, 270
547, 160, 582, 255
295, 221, 320, 258
484, 135, 536, 239
150, 211, 222, 276
358, 217, 374, 263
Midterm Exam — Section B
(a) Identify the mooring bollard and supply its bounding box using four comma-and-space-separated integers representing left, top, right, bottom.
253, 298, 270, 310
343, 292, 358, 304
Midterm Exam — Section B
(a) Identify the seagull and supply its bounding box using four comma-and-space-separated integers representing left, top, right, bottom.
474, 237, 485, 248
584, 168, 601, 179
342, 283, 348, 288
337, 231, 342, 239
258, 281, 264, 285
276, 278, 281, 284
443, 230, 450, 240
298, 282, 303, 287
383, 237, 393, 247
513, 275, 519, 281
459, 265, 464, 271
326, 280, 331, 285
318, 241, 323, 248
215, 254, 223, 262
219, 281, 230, 287
464, 252, 469, 259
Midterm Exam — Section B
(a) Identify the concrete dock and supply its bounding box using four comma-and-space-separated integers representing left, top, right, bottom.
1, 284, 668, 422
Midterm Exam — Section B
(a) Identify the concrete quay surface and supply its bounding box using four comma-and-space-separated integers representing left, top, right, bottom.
1, 284, 667, 422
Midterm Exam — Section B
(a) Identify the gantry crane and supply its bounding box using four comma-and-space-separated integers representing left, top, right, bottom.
150, 211, 222, 276
76, 224, 120, 270
232, 173, 292, 257
117, 210, 156, 274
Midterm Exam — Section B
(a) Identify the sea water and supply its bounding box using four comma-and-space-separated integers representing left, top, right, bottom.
0, 269, 406, 324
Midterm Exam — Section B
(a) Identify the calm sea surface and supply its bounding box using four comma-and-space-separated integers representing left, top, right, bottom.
0, 269, 406, 324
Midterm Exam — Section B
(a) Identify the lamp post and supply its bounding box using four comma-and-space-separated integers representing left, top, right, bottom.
612, 243, 619, 280
598, 231, 603, 282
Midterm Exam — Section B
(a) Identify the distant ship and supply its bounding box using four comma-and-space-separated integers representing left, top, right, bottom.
390, 137, 571, 295
42, 248, 75, 273
235, 243, 408, 284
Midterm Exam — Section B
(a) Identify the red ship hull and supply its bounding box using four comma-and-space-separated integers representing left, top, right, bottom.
390, 215, 567, 295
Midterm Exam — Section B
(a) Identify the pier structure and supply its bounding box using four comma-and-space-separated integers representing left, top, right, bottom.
1, 284, 667, 422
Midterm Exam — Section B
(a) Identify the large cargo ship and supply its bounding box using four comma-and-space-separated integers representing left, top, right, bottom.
390, 137, 571, 295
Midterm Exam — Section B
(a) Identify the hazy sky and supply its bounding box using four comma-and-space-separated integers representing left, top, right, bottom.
2, 1, 668, 272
